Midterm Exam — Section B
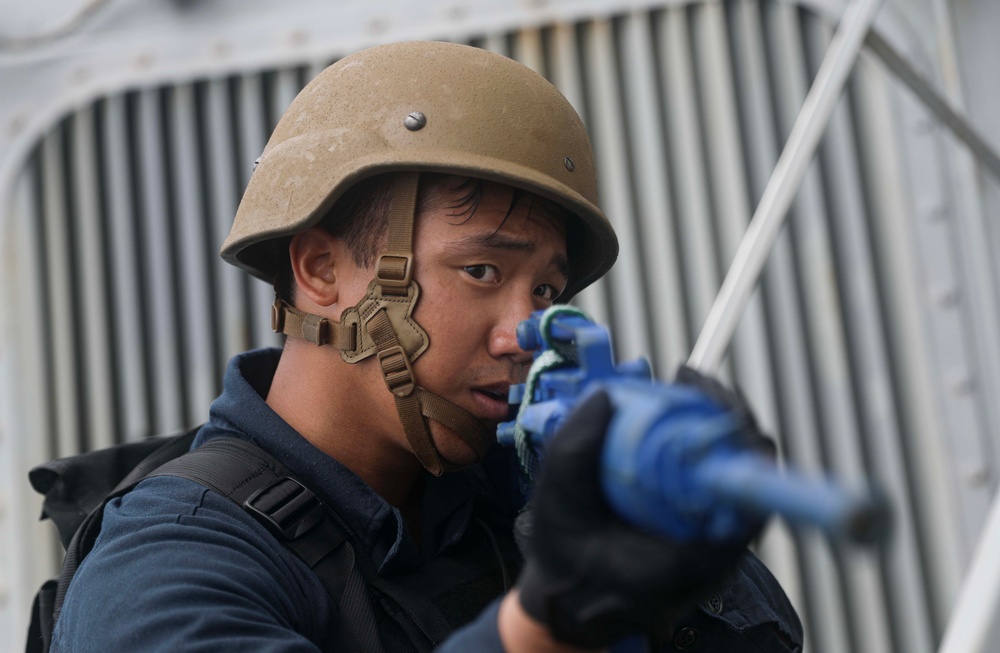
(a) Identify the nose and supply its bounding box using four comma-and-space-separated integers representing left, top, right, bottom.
488, 300, 534, 366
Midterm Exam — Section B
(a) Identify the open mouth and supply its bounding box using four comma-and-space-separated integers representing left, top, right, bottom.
478, 388, 507, 401
471, 387, 511, 421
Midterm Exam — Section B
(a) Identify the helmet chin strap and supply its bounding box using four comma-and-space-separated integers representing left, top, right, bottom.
271, 172, 494, 476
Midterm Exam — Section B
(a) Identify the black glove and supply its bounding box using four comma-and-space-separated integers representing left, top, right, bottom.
516, 389, 758, 649
674, 365, 777, 460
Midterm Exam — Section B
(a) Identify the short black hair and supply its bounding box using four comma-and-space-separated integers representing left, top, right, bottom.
274, 173, 570, 303
273, 174, 394, 303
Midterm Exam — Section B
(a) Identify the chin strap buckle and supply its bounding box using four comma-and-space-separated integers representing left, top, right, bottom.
376, 345, 416, 397
271, 299, 286, 333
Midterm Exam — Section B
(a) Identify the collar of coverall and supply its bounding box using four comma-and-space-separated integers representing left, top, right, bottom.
270, 172, 494, 476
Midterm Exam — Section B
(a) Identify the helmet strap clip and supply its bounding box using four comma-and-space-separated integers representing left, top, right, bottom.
375, 252, 413, 296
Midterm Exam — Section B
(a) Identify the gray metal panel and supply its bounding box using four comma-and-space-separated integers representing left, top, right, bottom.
655, 7, 721, 350
480, 33, 510, 58
856, 50, 968, 634
70, 107, 116, 451
950, 0, 1000, 318
582, 18, 654, 365
40, 128, 82, 458
135, 88, 185, 434
239, 72, 281, 351
547, 23, 610, 327
204, 78, 253, 361
927, 0, 1000, 500
884, 45, 992, 629
619, 10, 689, 373
814, 25, 937, 653
102, 95, 152, 442
0, 164, 61, 648
937, 494, 1000, 653
689, 0, 782, 447
895, 63, 992, 553
512, 26, 544, 76
169, 83, 218, 424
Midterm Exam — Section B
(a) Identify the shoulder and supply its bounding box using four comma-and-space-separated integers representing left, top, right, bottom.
52, 475, 333, 651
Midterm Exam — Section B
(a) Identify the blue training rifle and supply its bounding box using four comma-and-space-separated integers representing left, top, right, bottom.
497, 308, 888, 545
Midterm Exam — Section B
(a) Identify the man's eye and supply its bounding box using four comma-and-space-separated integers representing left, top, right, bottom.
534, 284, 560, 301
464, 264, 499, 282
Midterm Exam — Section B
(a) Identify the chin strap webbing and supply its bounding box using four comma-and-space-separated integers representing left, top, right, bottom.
375, 172, 419, 297
370, 173, 443, 474
271, 299, 356, 348
372, 173, 493, 475
417, 391, 493, 459
367, 308, 492, 477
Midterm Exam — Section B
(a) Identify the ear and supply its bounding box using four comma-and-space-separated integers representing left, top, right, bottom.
288, 228, 343, 307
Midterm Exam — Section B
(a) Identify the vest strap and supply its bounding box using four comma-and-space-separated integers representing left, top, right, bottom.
149, 439, 384, 653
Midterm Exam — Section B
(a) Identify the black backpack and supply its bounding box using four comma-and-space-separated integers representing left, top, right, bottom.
26, 430, 519, 653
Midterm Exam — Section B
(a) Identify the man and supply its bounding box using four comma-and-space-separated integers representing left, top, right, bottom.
51, 41, 802, 651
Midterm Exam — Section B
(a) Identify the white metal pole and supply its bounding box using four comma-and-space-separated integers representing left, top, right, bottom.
687, 0, 885, 374
937, 491, 1000, 653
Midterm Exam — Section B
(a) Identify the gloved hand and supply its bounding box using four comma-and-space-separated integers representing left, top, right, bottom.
516, 385, 767, 649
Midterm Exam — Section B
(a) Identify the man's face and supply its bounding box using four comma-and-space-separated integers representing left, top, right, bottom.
341, 179, 570, 467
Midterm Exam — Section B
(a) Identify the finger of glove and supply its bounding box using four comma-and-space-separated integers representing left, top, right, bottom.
537, 389, 614, 486
532, 389, 737, 589
530, 389, 619, 568
674, 365, 744, 413
674, 365, 776, 460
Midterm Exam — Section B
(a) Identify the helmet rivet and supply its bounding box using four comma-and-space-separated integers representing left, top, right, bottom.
404, 112, 427, 131
252, 156, 262, 171
564, 156, 575, 172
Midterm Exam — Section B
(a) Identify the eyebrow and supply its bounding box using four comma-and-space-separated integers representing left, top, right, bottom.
454, 231, 571, 280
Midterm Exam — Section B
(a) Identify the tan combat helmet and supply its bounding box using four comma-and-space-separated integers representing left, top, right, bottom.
222, 40, 618, 475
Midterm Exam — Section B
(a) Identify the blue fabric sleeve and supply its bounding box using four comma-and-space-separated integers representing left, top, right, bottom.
434, 599, 506, 653
51, 476, 334, 652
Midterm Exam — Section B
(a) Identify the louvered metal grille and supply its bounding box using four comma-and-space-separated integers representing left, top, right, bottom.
7, 2, 998, 652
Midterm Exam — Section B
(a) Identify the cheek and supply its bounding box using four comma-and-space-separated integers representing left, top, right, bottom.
419, 270, 471, 307
411, 303, 493, 388
415, 312, 482, 366
412, 274, 491, 342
